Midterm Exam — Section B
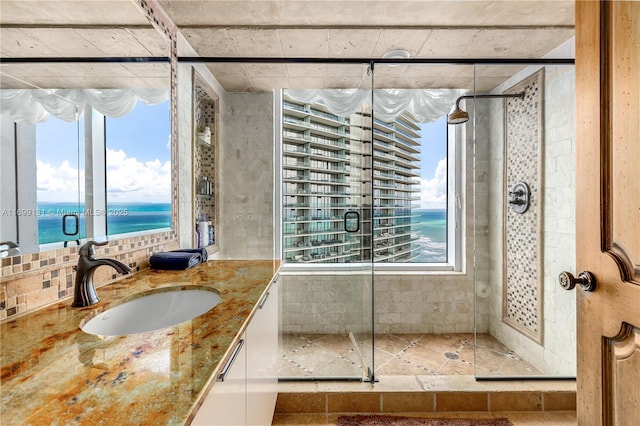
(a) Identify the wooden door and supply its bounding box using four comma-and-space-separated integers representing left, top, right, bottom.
575, 1, 640, 424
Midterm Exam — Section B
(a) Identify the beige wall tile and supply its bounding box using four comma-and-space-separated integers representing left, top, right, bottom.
435, 392, 488, 411
382, 392, 435, 412
490, 391, 542, 411
276, 392, 326, 414
6, 275, 42, 297
327, 392, 381, 413
543, 391, 576, 411
26, 287, 59, 309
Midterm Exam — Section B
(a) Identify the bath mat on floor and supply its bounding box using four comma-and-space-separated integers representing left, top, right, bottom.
336, 415, 514, 426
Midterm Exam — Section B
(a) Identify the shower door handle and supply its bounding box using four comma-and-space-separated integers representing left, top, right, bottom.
62, 213, 79, 236
344, 211, 360, 233
559, 271, 596, 292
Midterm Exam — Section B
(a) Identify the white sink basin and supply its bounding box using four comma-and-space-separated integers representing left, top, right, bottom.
81, 287, 221, 336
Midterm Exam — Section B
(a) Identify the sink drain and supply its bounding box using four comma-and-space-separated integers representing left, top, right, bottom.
444, 352, 459, 360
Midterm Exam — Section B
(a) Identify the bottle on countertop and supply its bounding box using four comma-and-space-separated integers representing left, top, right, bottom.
198, 215, 209, 247
208, 221, 214, 245
195, 222, 201, 248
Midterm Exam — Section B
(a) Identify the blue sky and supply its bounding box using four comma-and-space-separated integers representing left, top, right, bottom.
419, 115, 447, 179
105, 101, 171, 162
36, 101, 171, 203
36, 101, 170, 165
417, 115, 448, 210
36, 117, 83, 167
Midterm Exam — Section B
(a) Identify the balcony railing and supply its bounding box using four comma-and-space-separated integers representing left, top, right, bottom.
311, 109, 347, 123
283, 101, 307, 112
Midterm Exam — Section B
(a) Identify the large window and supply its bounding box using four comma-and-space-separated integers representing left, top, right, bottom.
105, 101, 171, 236
415, 116, 448, 263
31, 100, 170, 246
281, 95, 453, 266
2, 78, 170, 252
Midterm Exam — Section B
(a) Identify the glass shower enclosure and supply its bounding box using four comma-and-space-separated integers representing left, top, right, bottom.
277, 59, 577, 381
177, 56, 577, 382
279, 63, 376, 381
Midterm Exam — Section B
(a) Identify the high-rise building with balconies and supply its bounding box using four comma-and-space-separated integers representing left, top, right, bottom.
282, 94, 422, 264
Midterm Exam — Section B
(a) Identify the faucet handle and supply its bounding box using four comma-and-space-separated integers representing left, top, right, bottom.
79, 240, 109, 259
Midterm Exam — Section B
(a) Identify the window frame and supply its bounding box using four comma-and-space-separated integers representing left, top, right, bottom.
276, 90, 465, 273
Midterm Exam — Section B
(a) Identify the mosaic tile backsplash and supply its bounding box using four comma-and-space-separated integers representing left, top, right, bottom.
0, 232, 178, 321
503, 70, 544, 343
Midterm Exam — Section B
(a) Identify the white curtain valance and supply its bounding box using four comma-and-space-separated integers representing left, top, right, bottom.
0, 88, 170, 123
285, 88, 467, 123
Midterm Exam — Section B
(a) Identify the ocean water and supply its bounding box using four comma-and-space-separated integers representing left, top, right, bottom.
35, 203, 446, 262
414, 209, 447, 263
37, 202, 171, 244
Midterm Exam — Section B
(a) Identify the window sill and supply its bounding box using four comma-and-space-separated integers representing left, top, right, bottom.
279, 262, 464, 276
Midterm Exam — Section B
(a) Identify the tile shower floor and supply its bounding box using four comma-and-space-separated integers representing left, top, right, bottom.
279, 333, 543, 379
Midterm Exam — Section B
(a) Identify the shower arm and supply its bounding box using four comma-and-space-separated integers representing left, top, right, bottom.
454, 92, 525, 109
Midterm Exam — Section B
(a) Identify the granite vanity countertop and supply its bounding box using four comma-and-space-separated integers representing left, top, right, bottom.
0, 259, 281, 425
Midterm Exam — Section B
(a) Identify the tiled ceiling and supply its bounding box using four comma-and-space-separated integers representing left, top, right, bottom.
0, 1, 574, 92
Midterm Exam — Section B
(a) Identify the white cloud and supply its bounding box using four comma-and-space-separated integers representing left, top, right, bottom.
37, 160, 83, 202
106, 148, 171, 203
36, 150, 170, 204
420, 158, 447, 209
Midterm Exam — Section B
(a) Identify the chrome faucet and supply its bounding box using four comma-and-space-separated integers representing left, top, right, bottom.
72, 240, 132, 307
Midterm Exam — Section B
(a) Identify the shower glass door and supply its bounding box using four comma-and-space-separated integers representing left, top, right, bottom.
279, 62, 375, 381
471, 63, 577, 378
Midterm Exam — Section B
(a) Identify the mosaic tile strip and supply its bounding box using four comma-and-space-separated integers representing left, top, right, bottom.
502, 69, 545, 344
193, 73, 218, 246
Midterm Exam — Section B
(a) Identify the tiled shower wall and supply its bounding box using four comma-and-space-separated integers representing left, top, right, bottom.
485, 65, 576, 375
280, 272, 480, 334
215, 92, 276, 260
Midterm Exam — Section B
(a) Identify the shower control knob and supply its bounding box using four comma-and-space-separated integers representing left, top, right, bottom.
559, 271, 596, 292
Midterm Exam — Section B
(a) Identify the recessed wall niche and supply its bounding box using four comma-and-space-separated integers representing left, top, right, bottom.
192, 70, 219, 252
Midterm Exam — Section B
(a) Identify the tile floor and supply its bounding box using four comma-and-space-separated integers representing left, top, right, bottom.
279, 333, 543, 379
275, 334, 574, 425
